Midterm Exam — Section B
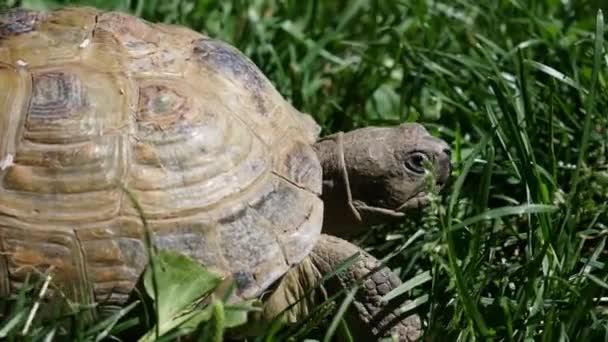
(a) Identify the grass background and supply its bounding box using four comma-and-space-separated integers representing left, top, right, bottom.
1, 0, 608, 341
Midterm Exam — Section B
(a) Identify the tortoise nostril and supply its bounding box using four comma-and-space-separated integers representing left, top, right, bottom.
435, 147, 452, 188
442, 147, 451, 158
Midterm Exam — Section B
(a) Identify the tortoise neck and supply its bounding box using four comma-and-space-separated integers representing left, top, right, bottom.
313, 133, 365, 238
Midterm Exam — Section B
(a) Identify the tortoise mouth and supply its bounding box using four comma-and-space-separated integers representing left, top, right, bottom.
395, 191, 429, 212
352, 191, 431, 223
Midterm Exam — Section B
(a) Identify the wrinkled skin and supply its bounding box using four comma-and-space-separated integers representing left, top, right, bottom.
257, 123, 451, 341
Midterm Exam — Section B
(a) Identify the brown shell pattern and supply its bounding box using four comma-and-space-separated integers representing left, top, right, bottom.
0, 7, 323, 309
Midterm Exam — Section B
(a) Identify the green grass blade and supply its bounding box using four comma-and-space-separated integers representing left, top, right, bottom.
561, 9, 604, 233
0, 311, 25, 338
525, 60, 587, 93
397, 294, 429, 315
322, 287, 357, 342
450, 204, 558, 232
382, 271, 432, 302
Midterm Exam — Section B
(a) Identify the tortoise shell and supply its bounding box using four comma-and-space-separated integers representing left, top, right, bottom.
0, 6, 323, 310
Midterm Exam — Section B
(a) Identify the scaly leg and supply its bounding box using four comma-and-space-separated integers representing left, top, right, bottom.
261, 234, 421, 341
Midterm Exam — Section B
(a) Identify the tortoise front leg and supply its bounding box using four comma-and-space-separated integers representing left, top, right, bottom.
261, 234, 421, 341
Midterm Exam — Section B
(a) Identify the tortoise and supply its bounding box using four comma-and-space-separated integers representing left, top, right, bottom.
0, 6, 451, 341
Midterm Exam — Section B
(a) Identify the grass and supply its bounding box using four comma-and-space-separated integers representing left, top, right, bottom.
1, 0, 608, 341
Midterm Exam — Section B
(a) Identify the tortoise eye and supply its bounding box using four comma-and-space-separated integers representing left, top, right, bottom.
404, 152, 430, 174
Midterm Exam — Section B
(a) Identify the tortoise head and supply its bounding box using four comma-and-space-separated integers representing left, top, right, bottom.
315, 123, 451, 235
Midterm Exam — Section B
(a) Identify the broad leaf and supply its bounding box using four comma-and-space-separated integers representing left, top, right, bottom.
140, 250, 222, 340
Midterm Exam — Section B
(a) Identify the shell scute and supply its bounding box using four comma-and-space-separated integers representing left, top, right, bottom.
0, 8, 45, 38
0, 226, 92, 304
28, 71, 89, 125
193, 38, 267, 112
